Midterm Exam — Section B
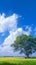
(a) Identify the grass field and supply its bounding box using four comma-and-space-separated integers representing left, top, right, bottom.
0, 57, 36, 65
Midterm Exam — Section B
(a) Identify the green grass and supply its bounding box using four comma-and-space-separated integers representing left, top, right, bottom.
0, 57, 36, 65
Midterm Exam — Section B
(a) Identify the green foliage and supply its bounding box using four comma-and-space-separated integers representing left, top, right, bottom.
11, 34, 36, 57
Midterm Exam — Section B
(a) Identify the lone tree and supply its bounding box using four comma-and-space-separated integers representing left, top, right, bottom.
11, 34, 36, 58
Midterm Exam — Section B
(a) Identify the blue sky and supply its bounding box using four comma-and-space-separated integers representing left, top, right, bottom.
0, 0, 36, 56
0, 0, 36, 26
0, 0, 36, 25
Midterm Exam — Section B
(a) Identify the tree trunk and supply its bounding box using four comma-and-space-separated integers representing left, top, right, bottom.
26, 54, 29, 58
25, 53, 30, 58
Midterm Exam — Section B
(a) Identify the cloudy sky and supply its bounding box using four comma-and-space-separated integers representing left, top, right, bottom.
0, 0, 36, 56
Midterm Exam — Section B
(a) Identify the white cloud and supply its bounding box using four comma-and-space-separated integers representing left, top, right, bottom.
0, 13, 36, 56
0, 13, 18, 32
0, 13, 19, 56
33, 27, 36, 36
0, 45, 24, 56
25, 25, 32, 32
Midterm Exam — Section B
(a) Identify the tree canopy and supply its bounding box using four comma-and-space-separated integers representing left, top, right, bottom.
11, 34, 36, 58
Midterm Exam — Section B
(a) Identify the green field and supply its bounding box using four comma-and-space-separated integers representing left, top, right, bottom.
0, 57, 36, 65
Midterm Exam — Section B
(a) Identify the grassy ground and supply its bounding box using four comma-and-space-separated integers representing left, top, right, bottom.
0, 57, 36, 65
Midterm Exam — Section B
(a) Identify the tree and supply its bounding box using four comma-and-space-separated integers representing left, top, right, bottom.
11, 34, 36, 58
